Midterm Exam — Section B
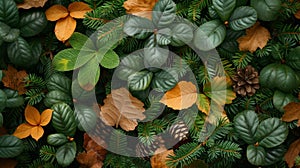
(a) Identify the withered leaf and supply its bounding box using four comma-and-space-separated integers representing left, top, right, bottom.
55, 15, 77, 42
237, 22, 271, 53
151, 147, 174, 168
282, 102, 300, 126
123, 0, 158, 19
68, 2, 92, 19
285, 138, 300, 168
100, 88, 145, 131
295, 10, 300, 19
17, 0, 48, 9
2, 65, 28, 95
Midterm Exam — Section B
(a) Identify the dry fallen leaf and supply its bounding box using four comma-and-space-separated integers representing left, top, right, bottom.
2, 65, 28, 95
282, 102, 300, 126
123, 0, 158, 19
151, 147, 174, 168
160, 81, 198, 110
13, 105, 53, 141
237, 22, 271, 53
17, 0, 48, 9
285, 138, 300, 168
100, 88, 145, 131
295, 10, 300, 19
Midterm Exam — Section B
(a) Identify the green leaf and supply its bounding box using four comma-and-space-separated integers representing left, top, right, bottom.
0, 22, 19, 42
71, 80, 94, 102
286, 46, 300, 71
233, 110, 259, 144
123, 16, 154, 39
0, 89, 7, 112
128, 70, 153, 91
75, 105, 97, 132
193, 20, 226, 51
229, 6, 257, 31
156, 28, 171, 45
47, 73, 71, 94
47, 133, 68, 146
53, 49, 94, 71
144, 37, 169, 68
28, 39, 42, 61
56, 142, 76, 167
69, 32, 96, 51
260, 63, 300, 92
247, 145, 266, 166
251, 0, 281, 21
78, 57, 100, 91
254, 118, 288, 148
263, 146, 286, 166
151, 69, 178, 92
19, 11, 47, 37
0, 113, 3, 127
44, 90, 72, 107
273, 90, 298, 112
170, 23, 193, 46
197, 94, 210, 114
0, 0, 19, 27
152, 0, 176, 28
7, 37, 39, 68
51, 103, 77, 137
212, 0, 236, 21
0, 70, 2, 81
3, 89, 24, 108
0, 135, 23, 158
100, 50, 120, 69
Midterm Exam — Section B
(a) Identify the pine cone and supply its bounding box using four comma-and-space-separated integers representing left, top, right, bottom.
232, 65, 260, 96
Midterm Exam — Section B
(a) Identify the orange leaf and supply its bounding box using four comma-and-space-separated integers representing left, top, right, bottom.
55, 15, 77, 42
13, 123, 33, 139
285, 138, 300, 168
160, 81, 198, 110
68, 2, 92, 19
295, 10, 300, 19
123, 0, 158, 19
17, 0, 48, 9
25, 105, 41, 126
282, 102, 300, 126
237, 22, 271, 53
151, 147, 174, 168
31, 126, 44, 141
40, 109, 53, 126
2, 65, 28, 95
45, 5, 69, 21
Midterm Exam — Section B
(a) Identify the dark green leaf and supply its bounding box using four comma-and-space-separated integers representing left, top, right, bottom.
251, 0, 281, 21
69, 32, 96, 51
0, 89, 7, 112
47, 73, 71, 94
78, 57, 100, 91
263, 146, 286, 166
0, 135, 23, 158
3, 89, 24, 108
19, 11, 47, 37
0, 70, 2, 81
213, 0, 236, 21
123, 16, 154, 39
44, 90, 72, 107
0, 0, 19, 27
273, 90, 298, 112
75, 105, 97, 132
100, 50, 120, 69
0, 22, 19, 42
47, 133, 68, 146
128, 70, 153, 91
28, 39, 42, 61
286, 46, 300, 71
152, 0, 176, 28
0, 113, 3, 127
56, 142, 76, 167
229, 6, 257, 31
170, 23, 193, 46
144, 37, 169, 67
151, 69, 178, 92
247, 145, 266, 166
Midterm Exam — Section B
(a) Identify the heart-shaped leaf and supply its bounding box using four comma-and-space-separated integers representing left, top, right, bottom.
170, 23, 193, 46
100, 50, 120, 69
124, 16, 154, 39
152, 0, 176, 28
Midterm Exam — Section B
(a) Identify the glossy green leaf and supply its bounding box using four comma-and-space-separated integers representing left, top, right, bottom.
19, 11, 47, 37
0, 89, 7, 112
213, 0, 236, 21
0, 135, 23, 158
247, 145, 266, 166
78, 57, 100, 91
229, 6, 257, 31
151, 69, 178, 92
115, 53, 144, 81
28, 39, 42, 61
123, 16, 154, 39
69, 32, 96, 51
156, 28, 171, 45
56, 142, 76, 167
47, 133, 68, 146
193, 20, 226, 51
286, 46, 300, 71
0, 22, 19, 42
0, 0, 19, 27
128, 70, 153, 91
47, 73, 71, 94
152, 0, 176, 28
233, 110, 259, 144
3, 89, 24, 108
75, 105, 97, 132
273, 90, 298, 112
44, 90, 72, 108
251, 0, 281, 21
260, 63, 300, 92
144, 37, 169, 68
263, 146, 286, 166
100, 50, 120, 69
254, 118, 288, 148
170, 23, 193, 46
52, 103, 77, 137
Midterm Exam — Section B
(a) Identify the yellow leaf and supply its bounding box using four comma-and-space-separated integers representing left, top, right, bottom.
25, 105, 41, 126
196, 94, 210, 115
17, 0, 48, 9
45, 5, 69, 21
237, 22, 271, 53
40, 109, 53, 126
55, 15, 77, 42
13, 123, 33, 139
160, 81, 198, 110
68, 2, 92, 19
123, 0, 158, 19
31, 126, 44, 141
100, 88, 145, 131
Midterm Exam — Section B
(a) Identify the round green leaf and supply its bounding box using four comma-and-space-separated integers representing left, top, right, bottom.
247, 145, 266, 166
286, 46, 300, 71
193, 20, 226, 51
170, 23, 193, 46
44, 90, 72, 108
152, 0, 176, 28
19, 11, 47, 37
144, 37, 169, 68
47, 73, 71, 94
115, 53, 144, 81
229, 6, 257, 31
69, 32, 96, 51
52, 103, 77, 137
75, 105, 97, 132
0, 135, 23, 158
123, 16, 154, 39
56, 142, 76, 167
47, 133, 68, 146
233, 110, 259, 144
251, 0, 281, 21
156, 28, 171, 45
3, 89, 24, 108
254, 118, 288, 148
0, 89, 7, 112
151, 69, 178, 92
78, 57, 100, 91
273, 90, 298, 112
128, 70, 153, 91
213, 0, 236, 21
263, 146, 286, 166
260, 63, 300, 92
0, 22, 20, 42
0, 0, 19, 27
100, 50, 120, 69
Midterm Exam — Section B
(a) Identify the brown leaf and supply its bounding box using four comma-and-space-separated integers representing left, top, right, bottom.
285, 139, 300, 168
160, 81, 198, 110
55, 15, 77, 42
0, 158, 18, 168
68, 2, 92, 19
151, 147, 174, 168
237, 22, 271, 53
295, 10, 300, 19
2, 65, 28, 95
17, 0, 48, 9
123, 0, 158, 19
100, 88, 145, 131
45, 5, 69, 21
282, 102, 300, 126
